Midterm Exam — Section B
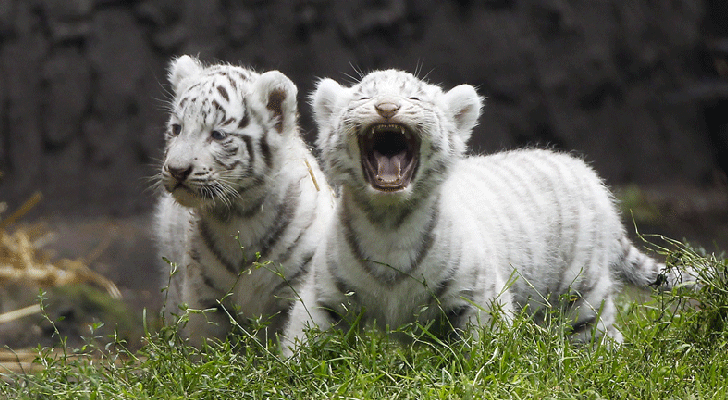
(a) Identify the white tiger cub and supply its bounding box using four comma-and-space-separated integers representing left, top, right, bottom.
282, 69, 688, 355
155, 55, 332, 346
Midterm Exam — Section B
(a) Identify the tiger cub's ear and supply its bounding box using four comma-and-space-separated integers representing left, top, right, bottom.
443, 84, 483, 144
310, 78, 345, 127
254, 71, 299, 135
310, 78, 347, 148
168, 55, 203, 95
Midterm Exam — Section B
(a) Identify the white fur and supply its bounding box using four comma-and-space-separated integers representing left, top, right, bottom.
155, 56, 333, 346
282, 70, 677, 356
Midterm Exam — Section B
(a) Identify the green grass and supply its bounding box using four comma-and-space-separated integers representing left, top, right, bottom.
2, 240, 727, 399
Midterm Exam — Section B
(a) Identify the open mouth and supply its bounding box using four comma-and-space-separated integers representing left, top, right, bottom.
359, 123, 420, 192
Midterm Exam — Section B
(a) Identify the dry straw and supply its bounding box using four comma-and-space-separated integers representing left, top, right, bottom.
0, 192, 122, 325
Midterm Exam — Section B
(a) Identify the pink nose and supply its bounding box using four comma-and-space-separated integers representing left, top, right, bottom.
374, 102, 400, 119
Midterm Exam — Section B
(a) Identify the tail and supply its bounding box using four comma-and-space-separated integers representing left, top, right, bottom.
615, 236, 699, 290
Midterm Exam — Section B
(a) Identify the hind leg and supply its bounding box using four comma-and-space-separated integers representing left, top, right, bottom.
568, 291, 622, 345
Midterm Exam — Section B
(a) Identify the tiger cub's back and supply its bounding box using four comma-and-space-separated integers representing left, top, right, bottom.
447, 149, 624, 309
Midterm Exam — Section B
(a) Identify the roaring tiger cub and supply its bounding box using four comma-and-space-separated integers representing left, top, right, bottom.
154, 55, 332, 346
282, 69, 688, 355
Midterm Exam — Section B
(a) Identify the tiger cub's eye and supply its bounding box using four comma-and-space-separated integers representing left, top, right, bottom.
211, 130, 227, 140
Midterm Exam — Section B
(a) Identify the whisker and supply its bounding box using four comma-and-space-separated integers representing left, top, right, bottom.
421, 66, 436, 83
213, 180, 240, 202
141, 174, 166, 195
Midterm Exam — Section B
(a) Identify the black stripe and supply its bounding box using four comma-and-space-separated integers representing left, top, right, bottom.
334, 275, 357, 299
300, 251, 315, 271
290, 251, 315, 281
256, 184, 300, 259
199, 299, 223, 310
319, 301, 343, 325
433, 275, 452, 300
260, 134, 273, 169
433, 244, 460, 300
201, 272, 217, 290
273, 251, 315, 293
214, 157, 241, 171
342, 198, 439, 286
217, 85, 229, 102
231, 194, 266, 219
238, 100, 250, 129
488, 160, 536, 266
232, 70, 250, 82
201, 184, 299, 276
276, 209, 317, 266
342, 211, 367, 267
241, 134, 254, 165
469, 262, 480, 302
413, 209, 438, 267
350, 192, 415, 227
324, 239, 356, 298
564, 160, 595, 291
469, 161, 519, 272
541, 154, 578, 288
219, 141, 239, 157
199, 219, 240, 275
212, 100, 226, 123
516, 153, 564, 284
444, 304, 472, 330
275, 304, 291, 322
227, 75, 238, 91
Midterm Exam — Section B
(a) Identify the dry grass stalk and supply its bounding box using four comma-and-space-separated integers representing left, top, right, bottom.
0, 192, 122, 325
0, 304, 42, 324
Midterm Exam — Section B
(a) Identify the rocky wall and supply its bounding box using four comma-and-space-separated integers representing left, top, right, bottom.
0, 0, 725, 218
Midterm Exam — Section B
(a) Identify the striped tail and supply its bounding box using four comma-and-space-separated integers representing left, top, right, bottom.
616, 236, 699, 290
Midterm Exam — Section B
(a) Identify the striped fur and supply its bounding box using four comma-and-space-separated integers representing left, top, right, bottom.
282, 70, 684, 354
154, 56, 333, 346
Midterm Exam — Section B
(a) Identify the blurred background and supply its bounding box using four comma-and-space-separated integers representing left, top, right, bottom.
0, 0, 727, 350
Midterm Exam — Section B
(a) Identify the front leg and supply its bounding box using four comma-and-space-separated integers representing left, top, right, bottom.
161, 257, 184, 327
442, 282, 516, 342
280, 272, 344, 357
181, 259, 232, 347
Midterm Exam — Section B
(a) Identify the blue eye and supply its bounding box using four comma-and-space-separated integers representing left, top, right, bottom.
211, 130, 227, 140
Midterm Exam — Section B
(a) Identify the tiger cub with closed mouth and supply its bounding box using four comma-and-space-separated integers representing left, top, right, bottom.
282, 69, 687, 355
154, 55, 332, 346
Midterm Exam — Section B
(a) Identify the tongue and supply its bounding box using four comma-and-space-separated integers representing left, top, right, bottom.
375, 150, 406, 184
